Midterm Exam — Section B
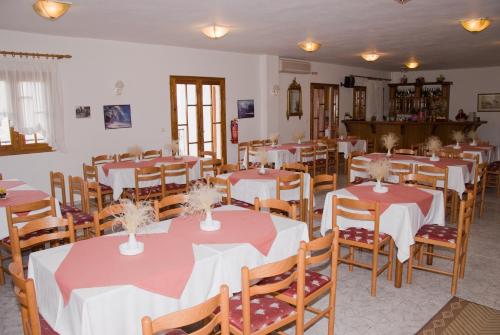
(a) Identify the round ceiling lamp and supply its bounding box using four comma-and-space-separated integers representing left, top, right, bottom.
298, 40, 321, 52
33, 0, 72, 20
460, 18, 491, 32
201, 25, 230, 39
395, 0, 411, 4
405, 59, 419, 69
361, 52, 380, 62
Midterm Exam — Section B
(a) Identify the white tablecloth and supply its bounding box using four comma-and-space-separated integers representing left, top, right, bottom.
0, 180, 61, 239
246, 143, 311, 170
28, 205, 309, 335
337, 139, 367, 158
320, 182, 445, 262
98, 158, 201, 200
446, 145, 498, 164
217, 170, 311, 205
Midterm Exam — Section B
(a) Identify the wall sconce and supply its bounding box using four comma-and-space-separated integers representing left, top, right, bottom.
271, 84, 280, 96
114, 80, 124, 96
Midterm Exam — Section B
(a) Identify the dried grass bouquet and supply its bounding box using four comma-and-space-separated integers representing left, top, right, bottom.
113, 199, 155, 234
381, 133, 399, 156
185, 182, 222, 217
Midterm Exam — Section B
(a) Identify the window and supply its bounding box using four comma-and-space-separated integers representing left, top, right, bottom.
310, 83, 339, 139
352, 86, 367, 120
170, 76, 226, 161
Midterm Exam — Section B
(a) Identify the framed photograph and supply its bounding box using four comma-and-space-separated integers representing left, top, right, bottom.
103, 104, 132, 129
477, 93, 500, 112
237, 99, 255, 119
75, 106, 90, 118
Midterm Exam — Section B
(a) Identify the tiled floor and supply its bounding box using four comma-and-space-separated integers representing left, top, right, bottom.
1, 183, 499, 334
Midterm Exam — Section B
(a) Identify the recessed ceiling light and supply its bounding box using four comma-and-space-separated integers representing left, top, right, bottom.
361, 52, 380, 62
405, 60, 419, 69
32, 0, 71, 20
460, 18, 491, 32
298, 40, 321, 52
201, 25, 229, 39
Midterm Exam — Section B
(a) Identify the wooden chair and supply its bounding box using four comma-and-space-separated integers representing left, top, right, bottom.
87, 181, 103, 213
92, 154, 116, 166
344, 150, 365, 175
254, 198, 297, 220
347, 156, 369, 184
325, 138, 339, 174
123, 166, 163, 202
198, 150, 216, 160
68, 176, 94, 239
332, 196, 394, 296
400, 173, 437, 190
9, 214, 75, 270
439, 147, 461, 159
276, 173, 305, 221
217, 163, 239, 175
208, 176, 231, 205
393, 148, 417, 156
153, 194, 188, 221
314, 144, 329, 176
366, 138, 375, 153
271, 228, 339, 334
466, 162, 487, 220
117, 152, 139, 162
308, 174, 337, 239
161, 163, 189, 196
200, 158, 222, 179
416, 165, 454, 222
299, 147, 315, 176
93, 204, 126, 236
49, 171, 71, 214
389, 162, 413, 183
0, 198, 57, 285
486, 160, 500, 197
249, 139, 264, 147
142, 285, 230, 335
142, 149, 162, 160
237, 142, 249, 169
407, 196, 474, 295
281, 162, 308, 174
228, 251, 305, 335
8, 262, 58, 335
82, 163, 114, 206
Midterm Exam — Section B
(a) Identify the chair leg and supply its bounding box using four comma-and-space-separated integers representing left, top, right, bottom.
348, 246, 354, 272
0, 250, 5, 285
407, 245, 414, 284
371, 248, 379, 297
387, 240, 394, 281
327, 289, 335, 335
451, 247, 460, 295
426, 244, 434, 265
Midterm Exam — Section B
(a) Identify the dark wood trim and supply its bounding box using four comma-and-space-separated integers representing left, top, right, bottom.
0, 127, 53, 156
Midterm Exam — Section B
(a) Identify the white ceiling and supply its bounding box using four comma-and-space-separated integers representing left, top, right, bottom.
1, 0, 499, 71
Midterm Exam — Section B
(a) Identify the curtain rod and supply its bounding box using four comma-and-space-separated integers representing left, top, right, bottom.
352, 74, 391, 82
0, 50, 72, 60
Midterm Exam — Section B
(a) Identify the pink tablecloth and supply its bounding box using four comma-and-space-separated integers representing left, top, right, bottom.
54, 210, 276, 304
0, 180, 26, 190
102, 156, 198, 176
228, 168, 295, 185
0, 190, 49, 208
346, 184, 433, 215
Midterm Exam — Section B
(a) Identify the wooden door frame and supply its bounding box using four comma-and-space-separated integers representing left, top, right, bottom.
169, 75, 227, 162
310, 82, 340, 140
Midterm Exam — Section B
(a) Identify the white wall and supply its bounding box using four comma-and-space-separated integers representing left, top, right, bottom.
390, 67, 500, 146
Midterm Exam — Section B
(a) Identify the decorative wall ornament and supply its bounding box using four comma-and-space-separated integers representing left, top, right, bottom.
75, 106, 90, 119
271, 84, 280, 96
114, 80, 125, 96
103, 104, 132, 129
287, 78, 302, 120
237, 100, 255, 119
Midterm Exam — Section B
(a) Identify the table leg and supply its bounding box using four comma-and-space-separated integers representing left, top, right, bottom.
395, 259, 403, 288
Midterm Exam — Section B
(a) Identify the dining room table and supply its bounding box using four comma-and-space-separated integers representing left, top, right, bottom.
27, 204, 309, 335
337, 137, 367, 158
445, 143, 497, 164
97, 156, 201, 200
245, 142, 314, 169
0, 179, 61, 239
320, 181, 445, 288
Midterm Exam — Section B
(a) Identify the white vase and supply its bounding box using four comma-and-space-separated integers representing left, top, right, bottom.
119, 233, 144, 256
258, 166, 266, 175
430, 152, 440, 161
200, 211, 221, 231
386, 148, 391, 157
454, 141, 461, 149
297, 139, 302, 144
373, 180, 388, 193
470, 140, 477, 146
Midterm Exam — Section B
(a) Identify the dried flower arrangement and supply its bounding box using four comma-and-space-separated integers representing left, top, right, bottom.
467, 130, 478, 145
269, 133, 280, 145
426, 136, 442, 161
185, 182, 223, 231
256, 148, 268, 174
452, 130, 465, 148
127, 145, 143, 158
293, 131, 305, 144
367, 159, 390, 193
381, 133, 399, 156
166, 140, 180, 156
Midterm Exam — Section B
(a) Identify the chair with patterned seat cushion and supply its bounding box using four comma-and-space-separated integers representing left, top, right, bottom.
400, 173, 437, 190
161, 163, 189, 197
200, 158, 222, 180
141, 149, 162, 160
254, 198, 297, 220
0, 198, 57, 285
93, 204, 126, 236
332, 196, 394, 297
299, 147, 315, 174
465, 162, 487, 223
154, 194, 188, 221
308, 174, 337, 239
208, 176, 231, 206
229, 250, 305, 335
486, 160, 500, 197
50, 171, 73, 215
68, 176, 94, 239
314, 144, 329, 176
407, 196, 474, 295
92, 154, 116, 166
276, 172, 305, 221
347, 156, 369, 185
142, 285, 229, 335
82, 164, 114, 206
9, 262, 59, 335
123, 166, 163, 202
389, 162, 413, 183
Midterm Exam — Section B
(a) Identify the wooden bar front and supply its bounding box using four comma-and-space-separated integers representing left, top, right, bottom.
343, 120, 487, 151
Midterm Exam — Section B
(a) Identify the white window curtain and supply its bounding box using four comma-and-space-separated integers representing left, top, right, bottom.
0, 57, 65, 150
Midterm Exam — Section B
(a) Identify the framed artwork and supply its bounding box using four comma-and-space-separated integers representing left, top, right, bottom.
75, 106, 90, 118
237, 99, 255, 119
103, 104, 132, 129
477, 93, 500, 112
287, 78, 302, 120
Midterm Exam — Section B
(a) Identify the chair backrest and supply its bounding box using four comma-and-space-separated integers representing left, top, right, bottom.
161, 163, 189, 195
68, 176, 89, 213
312, 174, 337, 194
249, 139, 264, 147
93, 204, 126, 236
394, 148, 417, 156
415, 165, 448, 194
299, 146, 314, 164
200, 158, 222, 178
439, 147, 461, 159
276, 173, 304, 211
142, 149, 162, 160
237, 142, 249, 168
50, 171, 67, 206
134, 166, 163, 200
315, 143, 328, 158
92, 154, 116, 166
118, 152, 138, 162
208, 177, 231, 205
281, 162, 308, 174
199, 150, 216, 159
141, 285, 230, 335
153, 194, 188, 221
6, 198, 56, 228
400, 173, 437, 189
332, 196, 382, 245
10, 215, 75, 267
217, 163, 239, 175
470, 162, 488, 194
254, 198, 297, 220
347, 156, 369, 183
83, 163, 99, 183
456, 196, 475, 249
389, 162, 413, 182
8, 262, 42, 335
87, 181, 104, 212
461, 152, 480, 164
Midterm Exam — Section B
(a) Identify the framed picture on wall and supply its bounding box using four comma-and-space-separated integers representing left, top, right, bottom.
103, 104, 132, 129
75, 106, 90, 118
477, 93, 500, 112
237, 99, 255, 119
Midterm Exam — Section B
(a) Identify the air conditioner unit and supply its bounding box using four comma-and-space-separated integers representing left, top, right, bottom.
279, 58, 311, 74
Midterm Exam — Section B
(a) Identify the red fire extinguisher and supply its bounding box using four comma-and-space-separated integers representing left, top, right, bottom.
231, 119, 238, 144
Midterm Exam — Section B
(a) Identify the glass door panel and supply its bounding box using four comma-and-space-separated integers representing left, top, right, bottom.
310, 83, 339, 140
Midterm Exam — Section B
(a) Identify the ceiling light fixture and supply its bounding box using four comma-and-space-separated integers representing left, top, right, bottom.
33, 0, 71, 20
361, 52, 380, 62
201, 25, 229, 39
405, 60, 419, 69
395, 0, 411, 4
298, 40, 321, 52
460, 18, 491, 32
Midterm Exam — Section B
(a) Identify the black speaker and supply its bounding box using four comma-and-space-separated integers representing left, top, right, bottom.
342, 75, 355, 88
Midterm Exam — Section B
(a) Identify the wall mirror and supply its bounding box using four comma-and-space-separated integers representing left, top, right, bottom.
287, 78, 303, 120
